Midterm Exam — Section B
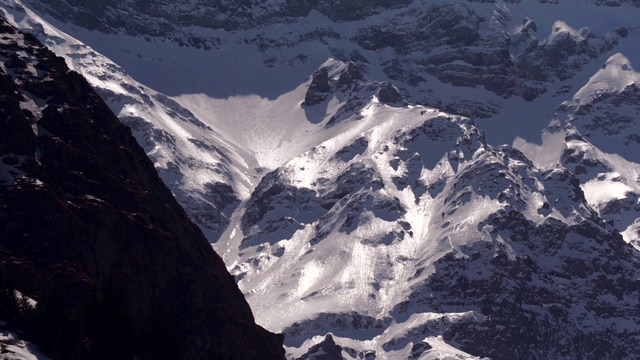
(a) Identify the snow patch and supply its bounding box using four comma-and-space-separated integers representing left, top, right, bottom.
582, 172, 633, 205
546, 20, 585, 43
0, 328, 50, 360
573, 53, 640, 104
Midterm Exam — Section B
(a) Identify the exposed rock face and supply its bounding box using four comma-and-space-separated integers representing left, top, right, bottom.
376, 82, 403, 105
354, 2, 617, 101
0, 18, 284, 360
548, 53, 640, 251
29, 0, 413, 33
298, 334, 343, 360
234, 105, 640, 358
337, 62, 365, 87
19, 0, 628, 106
421, 213, 640, 359
27, 0, 639, 39
303, 67, 331, 106
299, 62, 408, 127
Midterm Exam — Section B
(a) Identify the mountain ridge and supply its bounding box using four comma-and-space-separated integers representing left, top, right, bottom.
0, 15, 285, 359
3, 0, 640, 358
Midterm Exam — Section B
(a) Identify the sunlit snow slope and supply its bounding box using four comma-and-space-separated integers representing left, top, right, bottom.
4, 0, 640, 358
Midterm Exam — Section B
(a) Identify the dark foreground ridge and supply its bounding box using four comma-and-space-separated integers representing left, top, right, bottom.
0, 17, 285, 359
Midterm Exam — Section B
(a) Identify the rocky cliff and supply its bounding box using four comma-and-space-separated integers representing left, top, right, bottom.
0, 17, 284, 359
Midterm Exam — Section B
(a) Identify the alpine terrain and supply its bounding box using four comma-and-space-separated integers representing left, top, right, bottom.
2, 0, 640, 359
0, 15, 284, 360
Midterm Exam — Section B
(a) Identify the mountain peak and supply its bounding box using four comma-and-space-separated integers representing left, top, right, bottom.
573, 53, 640, 104
0, 16, 285, 359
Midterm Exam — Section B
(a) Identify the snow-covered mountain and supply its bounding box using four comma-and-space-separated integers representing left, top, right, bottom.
0, 16, 284, 359
3, 0, 640, 358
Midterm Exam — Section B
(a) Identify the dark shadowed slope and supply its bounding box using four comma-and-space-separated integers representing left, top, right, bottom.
0, 17, 285, 360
